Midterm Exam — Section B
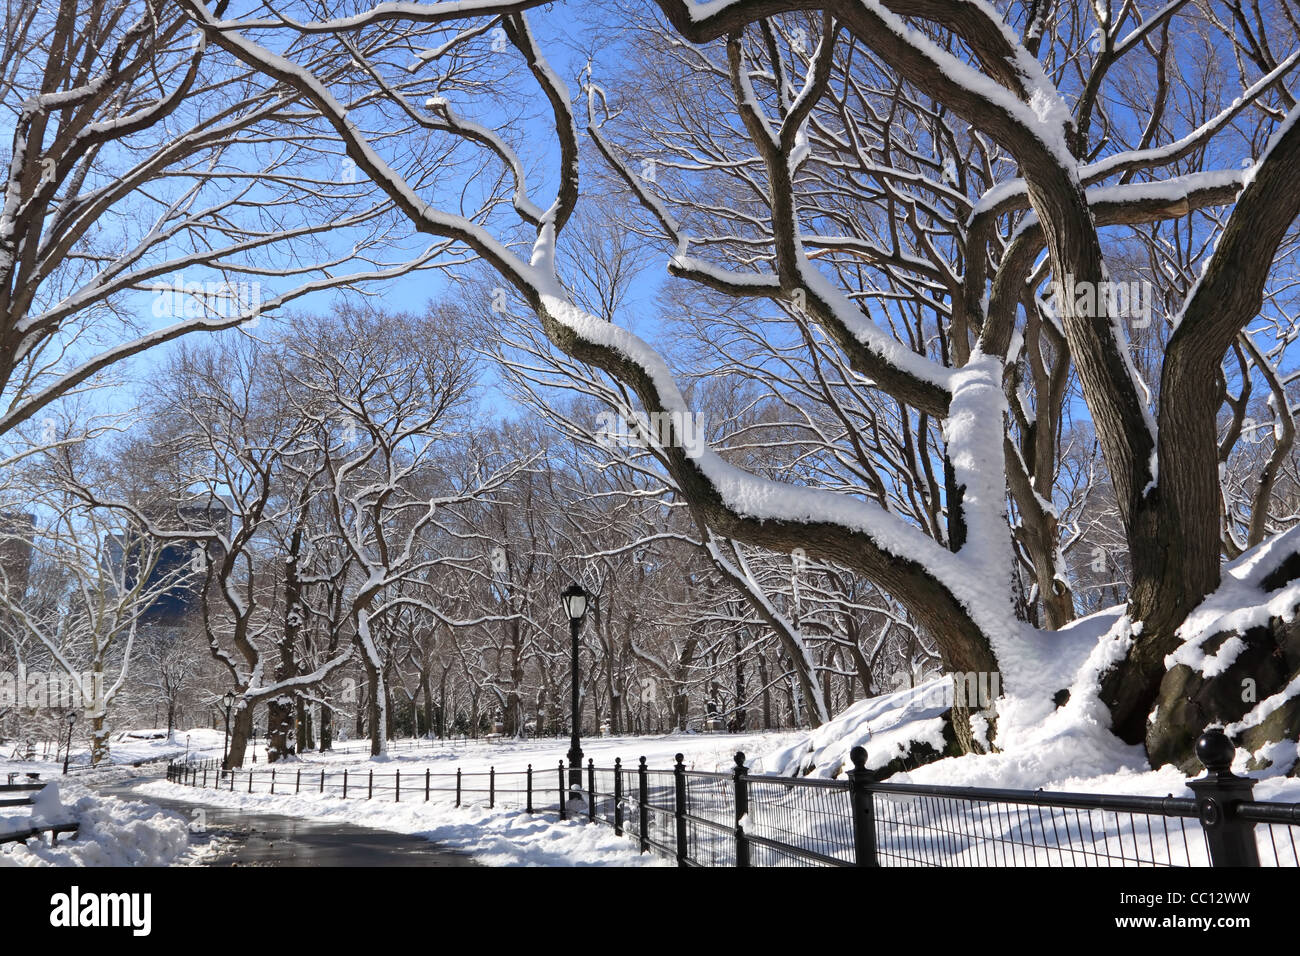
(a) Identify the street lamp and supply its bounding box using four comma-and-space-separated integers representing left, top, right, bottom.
62, 712, 76, 775
561, 582, 589, 802
222, 692, 236, 771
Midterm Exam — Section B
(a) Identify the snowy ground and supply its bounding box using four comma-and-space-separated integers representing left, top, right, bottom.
134, 730, 800, 867
6, 642, 1298, 868
2, 730, 803, 867
209, 729, 805, 777
0, 727, 232, 786
132, 777, 668, 867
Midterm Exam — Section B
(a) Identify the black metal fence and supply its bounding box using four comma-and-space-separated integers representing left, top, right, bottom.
165, 730, 1300, 868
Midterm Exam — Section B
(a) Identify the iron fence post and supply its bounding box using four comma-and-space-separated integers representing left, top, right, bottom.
638, 756, 649, 852
320, 769, 325, 794
588, 759, 596, 824
1188, 729, 1260, 867
343, 769, 348, 799
558, 761, 567, 820
456, 768, 461, 808
368, 769, 373, 800
490, 767, 495, 809
734, 752, 750, 868
848, 746, 879, 867
614, 758, 623, 835
296, 769, 301, 794
527, 764, 533, 814
674, 753, 688, 867
396, 769, 401, 802
270, 769, 275, 795
426, 768, 431, 802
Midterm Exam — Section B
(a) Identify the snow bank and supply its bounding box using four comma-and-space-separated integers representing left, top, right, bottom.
0, 783, 192, 867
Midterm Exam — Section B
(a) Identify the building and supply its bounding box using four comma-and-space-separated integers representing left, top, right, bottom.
108, 501, 230, 627
0, 512, 35, 600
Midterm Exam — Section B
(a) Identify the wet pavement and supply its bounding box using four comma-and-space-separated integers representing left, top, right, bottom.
95, 782, 479, 867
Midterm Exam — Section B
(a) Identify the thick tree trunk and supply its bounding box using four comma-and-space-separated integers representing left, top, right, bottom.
226, 705, 254, 769
297, 699, 313, 751
89, 714, 109, 767
437, 669, 447, 738
269, 516, 306, 763
421, 670, 433, 739
319, 703, 333, 752
363, 663, 384, 756
266, 695, 295, 763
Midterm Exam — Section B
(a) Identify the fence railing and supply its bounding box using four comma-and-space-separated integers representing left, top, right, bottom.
165, 730, 1300, 868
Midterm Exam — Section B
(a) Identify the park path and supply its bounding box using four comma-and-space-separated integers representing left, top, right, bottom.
94, 780, 479, 867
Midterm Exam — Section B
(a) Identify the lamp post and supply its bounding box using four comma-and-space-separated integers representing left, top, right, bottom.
561, 582, 589, 797
222, 692, 235, 770
62, 712, 76, 775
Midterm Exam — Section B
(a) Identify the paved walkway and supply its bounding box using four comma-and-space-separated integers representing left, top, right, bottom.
96, 782, 479, 867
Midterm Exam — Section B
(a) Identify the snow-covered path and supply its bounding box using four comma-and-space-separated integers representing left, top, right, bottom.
95, 780, 480, 866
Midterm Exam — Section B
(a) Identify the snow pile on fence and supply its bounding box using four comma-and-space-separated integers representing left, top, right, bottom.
0, 783, 192, 867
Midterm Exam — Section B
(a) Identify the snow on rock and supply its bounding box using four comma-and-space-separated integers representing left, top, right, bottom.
1168, 523, 1300, 676
759, 678, 953, 778
0, 784, 191, 867
758, 605, 1144, 786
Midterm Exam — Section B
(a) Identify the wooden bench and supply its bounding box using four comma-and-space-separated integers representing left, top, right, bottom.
0, 783, 78, 846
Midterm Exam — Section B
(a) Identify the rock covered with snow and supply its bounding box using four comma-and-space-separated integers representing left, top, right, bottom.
1149, 527, 1300, 773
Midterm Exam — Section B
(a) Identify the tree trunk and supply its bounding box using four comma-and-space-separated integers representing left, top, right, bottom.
319, 703, 333, 752
89, 714, 109, 767
226, 704, 254, 769
297, 699, 313, 751
421, 670, 433, 739
266, 695, 295, 763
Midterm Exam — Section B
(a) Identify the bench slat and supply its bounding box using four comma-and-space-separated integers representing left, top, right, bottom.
0, 822, 78, 845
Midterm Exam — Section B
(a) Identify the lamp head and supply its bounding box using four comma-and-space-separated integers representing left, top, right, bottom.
561, 582, 588, 623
